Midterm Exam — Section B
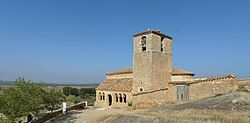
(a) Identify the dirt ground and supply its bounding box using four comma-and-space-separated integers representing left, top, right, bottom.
48, 107, 138, 123
74, 107, 136, 123
49, 107, 250, 123
49, 92, 250, 123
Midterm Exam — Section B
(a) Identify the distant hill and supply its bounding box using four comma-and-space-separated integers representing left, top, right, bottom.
40, 82, 100, 87
0, 79, 99, 87
0, 80, 15, 85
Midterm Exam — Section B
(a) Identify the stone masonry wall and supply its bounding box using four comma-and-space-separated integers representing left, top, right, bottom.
132, 32, 173, 108
189, 78, 237, 101
132, 84, 176, 109
132, 33, 172, 93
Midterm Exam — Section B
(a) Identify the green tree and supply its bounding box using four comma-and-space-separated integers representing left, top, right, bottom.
70, 87, 79, 96
62, 86, 72, 96
80, 93, 90, 99
62, 87, 81, 97
79, 88, 96, 99
43, 89, 66, 113
0, 87, 25, 121
15, 78, 45, 114
79, 88, 95, 94
66, 95, 81, 104
0, 78, 45, 122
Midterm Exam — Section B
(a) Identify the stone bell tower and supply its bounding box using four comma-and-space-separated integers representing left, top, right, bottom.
132, 29, 173, 96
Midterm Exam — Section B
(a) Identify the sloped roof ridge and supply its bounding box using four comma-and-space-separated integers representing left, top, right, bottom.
106, 67, 195, 75
169, 75, 236, 85
106, 67, 133, 75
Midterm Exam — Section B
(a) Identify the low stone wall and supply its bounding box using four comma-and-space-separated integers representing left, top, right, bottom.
35, 101, 87, 123
189, 77, 237, 101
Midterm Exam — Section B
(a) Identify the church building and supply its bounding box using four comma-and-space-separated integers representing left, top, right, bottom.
95, 30, 237, 109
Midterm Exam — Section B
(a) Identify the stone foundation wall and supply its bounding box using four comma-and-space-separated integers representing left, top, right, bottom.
132, 85, 176, 109
189, 78, 237, 101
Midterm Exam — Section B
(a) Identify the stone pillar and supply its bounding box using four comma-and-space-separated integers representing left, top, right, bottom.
112, 93, 116, 107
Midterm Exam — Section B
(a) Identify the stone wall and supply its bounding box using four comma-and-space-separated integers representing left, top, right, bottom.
189, 77, 237, 101
171, 75, 194, 82
132, 84, 176, 109
132, 32, 173, 108
132, 33, 172, 93
95, 90, 132, 108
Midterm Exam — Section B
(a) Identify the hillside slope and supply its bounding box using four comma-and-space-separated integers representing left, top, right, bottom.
106, 92, 250, 123
162, 92, 250, 111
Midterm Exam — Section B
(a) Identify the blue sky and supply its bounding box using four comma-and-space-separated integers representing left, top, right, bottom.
0, 0, 249, 83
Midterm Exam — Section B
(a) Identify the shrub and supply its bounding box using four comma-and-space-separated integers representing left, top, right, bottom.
236, 85, 249, 92
67, 95, 81, 104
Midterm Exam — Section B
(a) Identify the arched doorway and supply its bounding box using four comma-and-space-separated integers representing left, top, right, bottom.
108, 94, 112, 106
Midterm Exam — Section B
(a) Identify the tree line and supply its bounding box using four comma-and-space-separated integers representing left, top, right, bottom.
63, 86, 95, 97
62, 86, 96, 104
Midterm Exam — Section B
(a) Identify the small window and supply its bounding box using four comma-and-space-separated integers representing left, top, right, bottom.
138, 87, 144, 92
141, 36, 146, 51
123, 94, 127, 103
115, 93, 118, 102
161, 37, 164, 52
119, 94, 122, 103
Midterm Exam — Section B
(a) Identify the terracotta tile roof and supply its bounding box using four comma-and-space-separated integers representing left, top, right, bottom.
106, 67, 194, 76
169, 75, 236, 85
172, 68, 195, 76
133, 30, 173, 39
106, 68, 133, 76
96, 78, 132, 92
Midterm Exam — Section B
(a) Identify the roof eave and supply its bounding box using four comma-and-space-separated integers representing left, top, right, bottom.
133, 30, 173, 39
